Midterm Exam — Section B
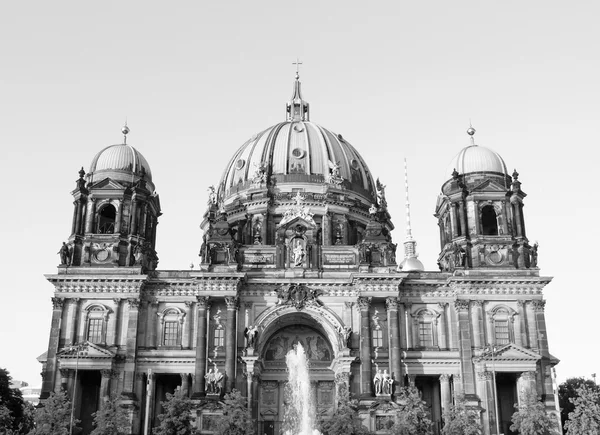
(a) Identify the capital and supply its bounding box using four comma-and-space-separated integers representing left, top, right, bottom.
520, 371, 536, 381
439, 374, 451, 382
385, 297, 399, 311
454, 299, 470, 311
196, 296, 210, 309
357, 297, 372, 311
532, 300, 546, 312
335, 372, 351, 385
127, 298, 141, 309
476, 371, 492, 381
51, 297, 65, 309
225, 296, 239, 310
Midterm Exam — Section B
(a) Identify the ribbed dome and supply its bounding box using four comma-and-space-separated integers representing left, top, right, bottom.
219, 121, 376, 201
446, 144, 507, 179
88, 143, 153, 188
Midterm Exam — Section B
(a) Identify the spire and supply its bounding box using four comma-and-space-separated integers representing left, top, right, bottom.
122, 121, 130, 144
286, 60, 309, 121
400, 158, 424, 272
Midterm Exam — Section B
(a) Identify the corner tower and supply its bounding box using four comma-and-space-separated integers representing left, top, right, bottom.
434, 127, 534, 271
63, 126, 161, 272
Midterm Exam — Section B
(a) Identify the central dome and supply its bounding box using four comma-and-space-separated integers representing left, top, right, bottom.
219, 120, 375, 202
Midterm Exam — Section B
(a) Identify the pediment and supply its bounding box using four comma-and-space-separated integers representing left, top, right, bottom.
278, 215, 317, 230
88, 177, 126, 191
57, 341, 115, 360
479, 343, 540, 362
471, 179, 507, 193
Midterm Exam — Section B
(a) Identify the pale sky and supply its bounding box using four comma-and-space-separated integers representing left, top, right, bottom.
0, 1, 598, 387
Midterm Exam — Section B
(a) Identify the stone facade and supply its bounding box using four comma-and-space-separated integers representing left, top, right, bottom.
40, 77, 558, 435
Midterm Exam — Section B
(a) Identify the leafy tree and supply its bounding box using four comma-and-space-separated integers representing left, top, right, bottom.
510, 391, 559, 435
29, 389, 78, 435
558, 377, 600, 432
214, 389, 254, 435
320, 388, 373, 435
0, 368, 27, 433
564, 385, 600, 434
441, 395, 482, 435
390, 386, 432, 435
91, 394, 130, 435
153, 389, 196, 435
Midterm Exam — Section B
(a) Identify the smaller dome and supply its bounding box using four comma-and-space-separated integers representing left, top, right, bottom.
446, 145, 507, 179
400, 257, 424, 272
89, 143, 153, 183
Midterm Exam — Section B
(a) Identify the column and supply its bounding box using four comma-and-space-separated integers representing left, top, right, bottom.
517, 371, 537, 404
67, 298, 80, 345
122, 299, 140, 395
405, 303, 413, 349
533, 300, 554, 403
131, 195, 138, 235
525, 301, 538, 350
476, 371, 494, 434
143, 371, 155, 435
386, 297, 402, 386
193, 297, 209, 396
512, 201, 523, 237
440, 374, 452, 414
334, 372, 351, 407
84, 199, 96, 234
71, 202, 78, 235
41, 297, 65, 399
260, 213, 268, 245
513, 312, 523, 347
453, 373, 463, 397
474, 201, 481, 235
454, 300, 476, 395
146, 299, 158, 348
140, 204, 148, 238
398, 302, 407, 349
100, 369, 113, 399
323, 213, 331, 246
75, 200, 84, 235
357, 297, 373, 396
225, 296, 238, 392
111, 298, 122, 347
438, 303, 448, 350
472, 301, 483, 348
450, 203, 458, 237
115, 200, 123, 233
183, 301, 193, 348
458, 200, 467, 236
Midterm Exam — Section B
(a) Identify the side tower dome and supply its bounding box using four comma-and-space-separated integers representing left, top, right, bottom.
200, 75, 396, 273
61, 126, 161, 271
434, 127, 534, 271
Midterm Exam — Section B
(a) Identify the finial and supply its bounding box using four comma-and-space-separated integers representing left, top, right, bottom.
292, 58, 303, 80
78, 166, 85, 179
467, 121, 476, 146
122, 120, 130, 144
512, 169, 519, 180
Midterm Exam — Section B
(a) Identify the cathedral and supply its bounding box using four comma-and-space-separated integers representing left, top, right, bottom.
40, 73, 559, 435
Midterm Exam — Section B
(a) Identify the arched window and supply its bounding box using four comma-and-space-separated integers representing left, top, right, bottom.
489, 306, 515, 345
481, 205, 498, 235
97, 204, 116, 234
84, 304, 110, 344
413, 309, 439, 349
214, 325, 225, 347
158, 308, 185, 348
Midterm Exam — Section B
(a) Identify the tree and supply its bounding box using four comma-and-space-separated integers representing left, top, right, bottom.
29, 389, 77, 435
558, 377, 600, 432
510, 391, 559, 435
90, 394, 130, 435
214, 389, 254, 435
320, 388, 373, 435
564, 385, 600, 434
0, 368, 27, 433
153, 389, 196, 435
441, 395, 482, 435
390, 386, 432, 435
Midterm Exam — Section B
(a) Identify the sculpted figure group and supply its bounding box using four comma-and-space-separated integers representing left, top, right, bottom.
373, 369, 393, 396
204, 366, 224, 395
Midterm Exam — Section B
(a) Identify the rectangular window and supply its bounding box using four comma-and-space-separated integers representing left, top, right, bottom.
418, 322, 433, 347
214, 328, 225, 347
372, 329, 383, 348
494, 320, 510, 345
163, 321, 179, 346
87, 319, 103, 344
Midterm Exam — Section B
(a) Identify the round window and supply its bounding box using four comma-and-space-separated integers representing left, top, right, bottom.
292, 148, 305, 159
235, 159, 245, 170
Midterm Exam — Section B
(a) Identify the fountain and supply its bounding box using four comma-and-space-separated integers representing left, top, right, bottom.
284, 343, 321, 435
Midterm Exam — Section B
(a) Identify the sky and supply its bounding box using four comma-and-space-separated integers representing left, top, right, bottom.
0, 1, 598, 387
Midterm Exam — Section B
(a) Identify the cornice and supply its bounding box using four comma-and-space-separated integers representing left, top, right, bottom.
46, 275, 146, 294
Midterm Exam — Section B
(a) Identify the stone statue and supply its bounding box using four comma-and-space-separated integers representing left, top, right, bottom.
530, 242, 538, 267
342, 326, 352, 348
207, 185, 217, 206
245, 325, 258, 348
453, 243, 466, 267
213, 367, 224, 394
376, 178, 387, 209
204, 368, 214, 394
133, 243, 143, 266
381, 369, 393, 395
369, 203, 377, 216
58, 242, 71, 266
374, 369, 383, 395
293, 243, 305, 267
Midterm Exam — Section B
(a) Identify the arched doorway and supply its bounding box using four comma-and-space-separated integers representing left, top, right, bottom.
255, 311, 338, 435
